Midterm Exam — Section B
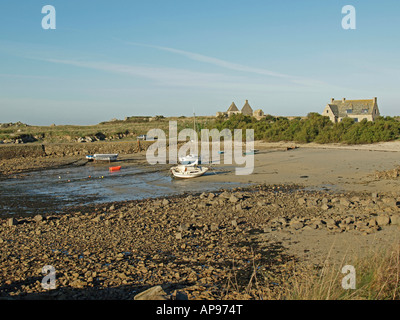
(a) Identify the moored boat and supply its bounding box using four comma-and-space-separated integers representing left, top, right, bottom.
93, 154, 119, 162
170, 164, 208, 179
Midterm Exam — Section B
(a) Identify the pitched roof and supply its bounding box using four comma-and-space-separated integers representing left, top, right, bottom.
227, 102, 239, 112
241, 100, 253, 115
328, 98, 376, 118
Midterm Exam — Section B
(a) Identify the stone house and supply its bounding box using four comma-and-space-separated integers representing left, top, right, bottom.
322, 97, 380, 123
216, 100, 265, 119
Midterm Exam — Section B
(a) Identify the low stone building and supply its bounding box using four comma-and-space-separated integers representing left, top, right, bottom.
322, 97, 380, 123
216, 100, 265, 119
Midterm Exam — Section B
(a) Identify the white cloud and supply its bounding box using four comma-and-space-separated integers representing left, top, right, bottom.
125, 42, 331, 88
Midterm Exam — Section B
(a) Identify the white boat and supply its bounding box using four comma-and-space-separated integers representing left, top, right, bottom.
170, 164, 208, 179
178, 110, 202, 165
178, 154, 201, 165
93, 153, 119, 161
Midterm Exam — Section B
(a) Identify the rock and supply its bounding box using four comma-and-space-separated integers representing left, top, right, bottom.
34, 215, 43, 223
210, 223, 219, 231
175, 232, 182, 240
289, 220, 304, 230
343, 217, 354, 224
162, 199, 170, 206
307, 199, 318, 207
321, 204, 330, 211
376, 214, 390, 226
178, 223, 190, 232
134, 286, 169, 300
390, 215, 400, 225
92, 215, 104, 222
368, 218, 377, 227
70, 279, 87, 288
231, 220, 238, 227
340, 198, 351, 207
109, 205, 115, 211
7, 218, 18, 227
382, 198, 397, 208
229, 195, 239, 203
297, 198, 306, 205
235, 203, 243, 211
324, 218, 336, 227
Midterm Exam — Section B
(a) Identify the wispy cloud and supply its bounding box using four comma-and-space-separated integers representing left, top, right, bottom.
43, 58, 246, 88
42, 58, 331, 93
124, 42, 328, 87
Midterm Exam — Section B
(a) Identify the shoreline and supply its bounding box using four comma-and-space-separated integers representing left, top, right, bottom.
1, 140, 400, 300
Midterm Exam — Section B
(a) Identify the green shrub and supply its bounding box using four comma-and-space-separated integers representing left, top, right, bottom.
209, 113, 400, 144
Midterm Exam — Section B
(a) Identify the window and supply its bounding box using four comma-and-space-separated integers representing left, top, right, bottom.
354, 118, 358, 122
346, 109, 353, 114
361, 109, 368, 114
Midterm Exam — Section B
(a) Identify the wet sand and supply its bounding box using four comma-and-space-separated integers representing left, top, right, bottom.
209, 142, 400, 194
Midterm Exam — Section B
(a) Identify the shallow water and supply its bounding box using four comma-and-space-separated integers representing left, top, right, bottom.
0, 162, 242, 217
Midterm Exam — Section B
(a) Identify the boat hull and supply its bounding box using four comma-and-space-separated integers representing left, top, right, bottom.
170, 165, 208, 178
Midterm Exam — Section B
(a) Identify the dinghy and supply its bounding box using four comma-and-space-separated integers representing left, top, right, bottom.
170, 164, 208, 179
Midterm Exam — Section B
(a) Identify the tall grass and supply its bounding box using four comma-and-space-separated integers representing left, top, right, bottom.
281, 244, 400, 300
222, 244, 400, 300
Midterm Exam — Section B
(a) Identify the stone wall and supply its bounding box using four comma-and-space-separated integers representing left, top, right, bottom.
0, 141, 154, 160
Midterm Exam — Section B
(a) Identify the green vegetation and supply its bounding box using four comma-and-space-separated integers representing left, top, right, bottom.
211, 113, 400, 144
0, 116, 214, 143
1, 113, 400, 145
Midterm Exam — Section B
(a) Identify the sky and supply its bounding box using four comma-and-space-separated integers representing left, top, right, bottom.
0, 0, 399, 125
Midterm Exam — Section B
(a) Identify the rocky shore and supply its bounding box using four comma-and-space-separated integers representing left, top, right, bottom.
1, 184, 399, 300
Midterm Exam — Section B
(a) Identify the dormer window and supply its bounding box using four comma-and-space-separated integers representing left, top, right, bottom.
361, 109, 369, 114
346, 109, 353, 114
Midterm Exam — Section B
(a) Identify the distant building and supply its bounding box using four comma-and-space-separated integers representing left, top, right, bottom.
322, 97, 380, 123
216, 100, 265, 119
241, 100, 253, 116
227, 102, 241, 117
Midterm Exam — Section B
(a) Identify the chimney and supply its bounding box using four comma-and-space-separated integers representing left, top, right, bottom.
373, 97, 377, 104
330, 98, 334, 103
342, 98, 346, 103
245, 100, 248, 104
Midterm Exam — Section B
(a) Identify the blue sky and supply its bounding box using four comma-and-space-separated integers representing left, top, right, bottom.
0, 0, 399, 125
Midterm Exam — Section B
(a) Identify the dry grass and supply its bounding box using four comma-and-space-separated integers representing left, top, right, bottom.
221, 244, 400, 300
280, 244, 400, 300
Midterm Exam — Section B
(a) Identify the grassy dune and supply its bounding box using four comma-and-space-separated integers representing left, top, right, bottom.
0, 116, 215, 143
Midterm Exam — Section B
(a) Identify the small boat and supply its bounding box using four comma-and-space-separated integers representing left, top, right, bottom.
170, 164, 208, 179
93, 154, 119, 162
86, 155, 95, 161
109, 166, 121, 172
178, 154, 201, 165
